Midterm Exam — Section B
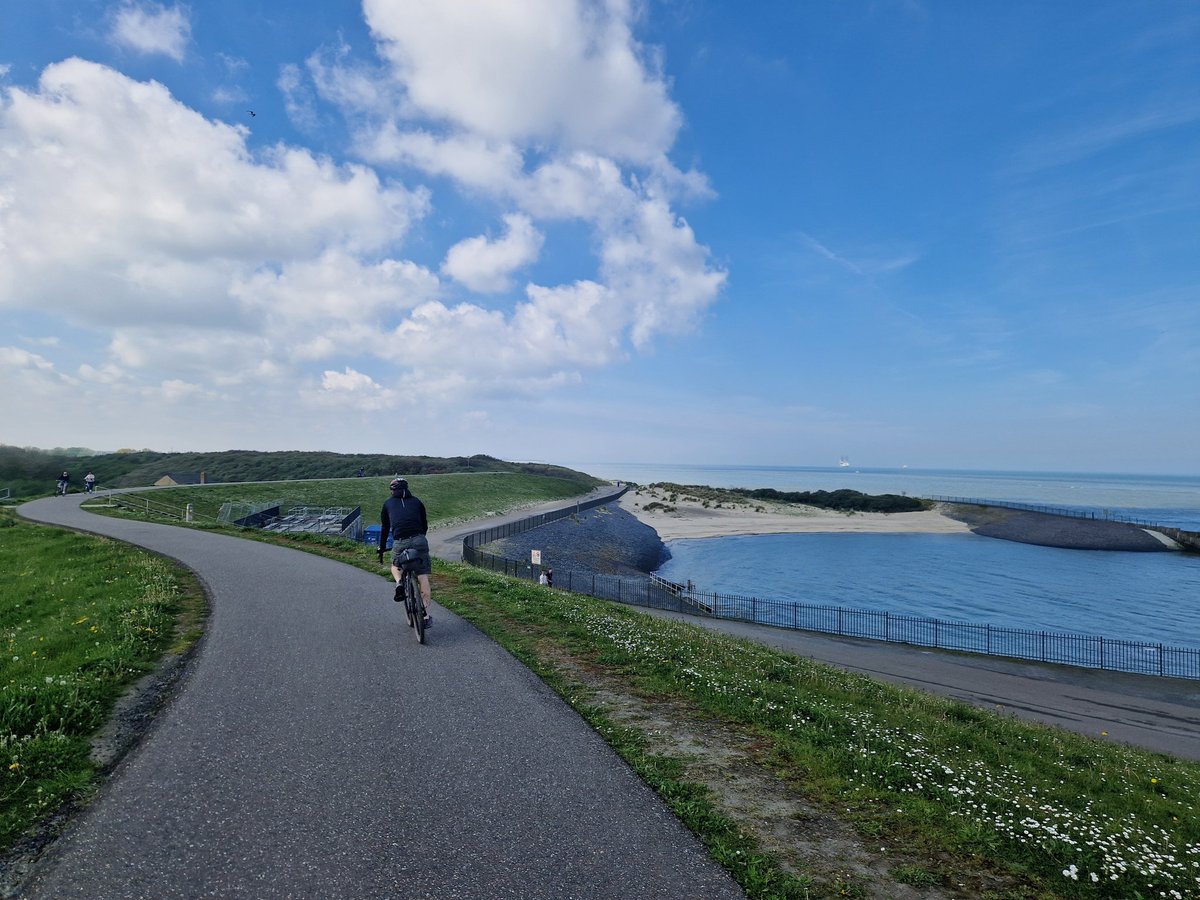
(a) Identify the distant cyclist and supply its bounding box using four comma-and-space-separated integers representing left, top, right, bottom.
378, 478, 433, 627
56, 471, 70, 496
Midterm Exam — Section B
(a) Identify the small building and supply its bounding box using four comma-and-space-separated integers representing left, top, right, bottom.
155, 471, 208, 487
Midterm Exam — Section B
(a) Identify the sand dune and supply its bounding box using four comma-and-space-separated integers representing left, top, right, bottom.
617, 487, 971, 541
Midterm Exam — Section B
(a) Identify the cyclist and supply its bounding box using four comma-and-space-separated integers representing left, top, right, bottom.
377, 478, 433, 627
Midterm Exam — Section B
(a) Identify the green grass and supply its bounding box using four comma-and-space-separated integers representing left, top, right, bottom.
89, 472, 594, 528
427, 564, 1200, 899
0, 508, 203, 850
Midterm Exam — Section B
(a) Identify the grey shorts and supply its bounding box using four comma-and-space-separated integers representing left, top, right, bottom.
391, 534, 432, 576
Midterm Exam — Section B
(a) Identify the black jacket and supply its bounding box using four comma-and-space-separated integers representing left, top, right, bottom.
380, 492, 428, 548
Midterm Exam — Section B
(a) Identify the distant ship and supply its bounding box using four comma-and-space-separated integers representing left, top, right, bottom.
838, 456, 850, 467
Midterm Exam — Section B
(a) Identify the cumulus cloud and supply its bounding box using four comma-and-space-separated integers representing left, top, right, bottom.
0, 59, 428, 328
361, 0, 680, 164
322, 0, 727, 368
110, 2, 192, 62
442, 214, 544, 293
1, 2, 725, 448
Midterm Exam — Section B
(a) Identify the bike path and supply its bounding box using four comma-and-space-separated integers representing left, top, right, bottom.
17, 495, 743, 900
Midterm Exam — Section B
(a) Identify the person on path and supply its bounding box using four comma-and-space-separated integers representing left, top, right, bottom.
84, 471, 96, 493
56, 471, 70, 496
378, 478, 433, 626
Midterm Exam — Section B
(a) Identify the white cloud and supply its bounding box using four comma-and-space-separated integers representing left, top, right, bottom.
442, 214, 543, 293
0, 59, 429, 331
361, 0, 680, 164
306, 366, 397, 411
319, 0, 727, 363
109, 2, 192, 62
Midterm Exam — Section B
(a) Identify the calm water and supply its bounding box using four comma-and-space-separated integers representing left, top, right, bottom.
655, 533, 1200, 650
566, 463, 1200, 649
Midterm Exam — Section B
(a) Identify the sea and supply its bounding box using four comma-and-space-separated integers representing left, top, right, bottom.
567, 464, 1200, 651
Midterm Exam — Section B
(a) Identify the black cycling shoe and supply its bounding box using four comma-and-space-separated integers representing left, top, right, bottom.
393, 583, 404, 602
423, 614, 433, 628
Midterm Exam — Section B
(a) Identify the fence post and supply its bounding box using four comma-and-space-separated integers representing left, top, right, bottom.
837, 607, 843, 635
1159, 643, 1164, 677
885, 610, 890, 641
1099, 636, 1105, 670
986, 623, 991, 655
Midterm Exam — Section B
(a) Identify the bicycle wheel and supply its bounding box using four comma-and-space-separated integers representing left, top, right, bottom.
401, 573, 415, 627
407, 574, 425, 644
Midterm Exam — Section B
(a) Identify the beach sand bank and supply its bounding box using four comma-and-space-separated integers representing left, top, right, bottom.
617, 486, 971, 541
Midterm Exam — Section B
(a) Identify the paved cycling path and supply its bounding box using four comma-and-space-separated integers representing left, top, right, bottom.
17, 495, 743, 900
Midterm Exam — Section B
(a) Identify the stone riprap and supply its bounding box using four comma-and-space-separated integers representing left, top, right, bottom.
941, 503, 1174, 551
483, 503, 668, 578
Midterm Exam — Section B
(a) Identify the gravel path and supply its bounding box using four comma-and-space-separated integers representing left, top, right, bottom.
14, 494, 743, 900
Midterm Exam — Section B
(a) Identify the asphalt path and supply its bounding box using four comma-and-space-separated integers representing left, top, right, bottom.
16, 494, 743, 900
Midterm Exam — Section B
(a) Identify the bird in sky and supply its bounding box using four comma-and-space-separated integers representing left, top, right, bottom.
247, 110, 256, 117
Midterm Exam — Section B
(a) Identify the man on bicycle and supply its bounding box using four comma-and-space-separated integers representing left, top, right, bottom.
378, 478, 433, 627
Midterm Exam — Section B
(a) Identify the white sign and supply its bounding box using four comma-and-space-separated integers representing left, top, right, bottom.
531, 549, 542, 565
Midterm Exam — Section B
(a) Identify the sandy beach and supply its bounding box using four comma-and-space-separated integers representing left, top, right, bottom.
618, 485, 971, 541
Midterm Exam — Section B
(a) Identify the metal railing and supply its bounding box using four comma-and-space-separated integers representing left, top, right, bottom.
931, 495, 1166, 528
99, 491, 218, 525
462, 486, 628, 552
462, 495, 1200, 681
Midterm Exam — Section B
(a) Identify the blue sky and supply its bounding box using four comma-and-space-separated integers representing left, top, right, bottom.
2, 1, 1197, 475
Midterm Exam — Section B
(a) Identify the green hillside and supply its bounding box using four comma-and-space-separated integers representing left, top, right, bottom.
0, 446, 603, 501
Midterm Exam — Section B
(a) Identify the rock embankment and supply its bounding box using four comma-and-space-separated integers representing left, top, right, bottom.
940, 503, 1175, 551
482, 503, 668, 578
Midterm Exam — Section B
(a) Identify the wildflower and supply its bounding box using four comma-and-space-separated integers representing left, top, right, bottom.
1062, 864, 1079, 880
7, 762, 19, 771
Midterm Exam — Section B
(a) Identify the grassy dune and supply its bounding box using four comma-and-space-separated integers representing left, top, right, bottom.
88, 472, 596, 528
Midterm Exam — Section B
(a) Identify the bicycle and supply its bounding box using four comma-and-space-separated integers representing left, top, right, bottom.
387, 547, 426, 644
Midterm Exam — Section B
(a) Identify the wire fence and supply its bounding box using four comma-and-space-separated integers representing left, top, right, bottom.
930, 495, 1167, 528
463, 492, 1200, 681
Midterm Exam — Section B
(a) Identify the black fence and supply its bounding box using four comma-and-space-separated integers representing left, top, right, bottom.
462, 492, 1200, 681
931, 495, 1167, 529
462, 486, 629, 551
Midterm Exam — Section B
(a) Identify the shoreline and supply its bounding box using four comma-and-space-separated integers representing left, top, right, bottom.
616, 487, 971, 542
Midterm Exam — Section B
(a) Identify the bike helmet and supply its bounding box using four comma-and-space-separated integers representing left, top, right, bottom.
390, 477, 408, 492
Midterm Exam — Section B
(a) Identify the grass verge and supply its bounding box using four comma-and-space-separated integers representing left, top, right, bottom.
0, 508, 204, 853
426, 563, 1200, 899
